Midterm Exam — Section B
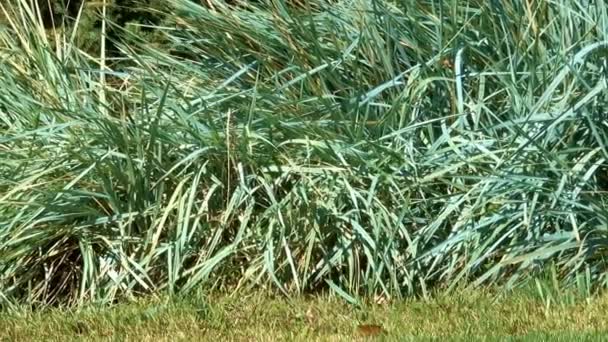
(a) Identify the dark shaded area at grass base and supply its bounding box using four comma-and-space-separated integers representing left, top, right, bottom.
2, 290, 608, 341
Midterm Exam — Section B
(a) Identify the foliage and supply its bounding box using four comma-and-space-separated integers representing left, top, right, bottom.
0, 0, 607, 306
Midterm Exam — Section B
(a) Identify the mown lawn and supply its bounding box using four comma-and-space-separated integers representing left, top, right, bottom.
2, 289, 608, 341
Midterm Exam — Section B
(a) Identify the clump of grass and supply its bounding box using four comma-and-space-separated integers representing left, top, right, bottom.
1, 0, 607, 306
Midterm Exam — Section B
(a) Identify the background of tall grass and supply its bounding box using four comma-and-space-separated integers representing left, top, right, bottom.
1, 0, 607, 306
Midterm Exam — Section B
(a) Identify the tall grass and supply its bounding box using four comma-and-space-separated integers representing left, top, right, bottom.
1, 0, 607, 306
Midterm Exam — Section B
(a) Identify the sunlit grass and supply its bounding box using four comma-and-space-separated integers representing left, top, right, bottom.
2, 288, 608, 340
0, 0, 607, 306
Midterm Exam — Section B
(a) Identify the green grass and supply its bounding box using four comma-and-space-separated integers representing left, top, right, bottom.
1, 0, 608, 307
2, 289, 608, 340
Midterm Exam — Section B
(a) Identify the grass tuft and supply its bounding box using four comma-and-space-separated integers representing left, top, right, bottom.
1, 0, 608, 306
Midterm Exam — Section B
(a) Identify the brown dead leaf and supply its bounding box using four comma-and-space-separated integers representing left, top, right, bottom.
356, 324, 386, 337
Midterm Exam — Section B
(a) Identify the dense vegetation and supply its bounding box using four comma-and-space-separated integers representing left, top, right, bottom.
0, 0, 607, 306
